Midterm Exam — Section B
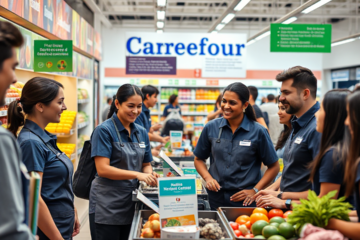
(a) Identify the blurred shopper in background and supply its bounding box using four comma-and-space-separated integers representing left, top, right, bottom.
0, 21, 34, 240
248, 86, 268, 131
326, 90, 360, 240
274, 101, 293, 159
207, 93, 223, 121
102, 97, 113, 122
9, 78, 80, 240
162, 94, 181, 118
260, 94, 283, 145
252, 66, 321, 210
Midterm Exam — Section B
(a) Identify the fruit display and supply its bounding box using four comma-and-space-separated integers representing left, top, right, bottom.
77, 88, 89, 100
140, 213, 161, 238
6, 87, 20, 99
287, 190, 352, 233
57, 143, 76, 159
45, 110, 76, 134
228, 208, 296, 239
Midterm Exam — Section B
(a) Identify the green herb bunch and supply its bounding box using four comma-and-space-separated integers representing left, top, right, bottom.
287, 190, 352, 232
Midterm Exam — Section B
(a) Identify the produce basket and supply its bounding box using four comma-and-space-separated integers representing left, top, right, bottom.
130, 209, 233, 240
218, 207, 297, 240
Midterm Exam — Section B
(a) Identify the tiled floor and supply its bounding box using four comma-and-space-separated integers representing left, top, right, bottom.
74, 215, 91, 240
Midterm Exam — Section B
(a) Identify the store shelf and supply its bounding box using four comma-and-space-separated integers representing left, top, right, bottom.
182, 112, 209, 116
160, 99, 216, 104
0, 110, 7, 117
77, 147, 83, 155
77, 121, 89, 130
50, 129, 75, 138
5, 98, 18, 105
78, 99, 90, 104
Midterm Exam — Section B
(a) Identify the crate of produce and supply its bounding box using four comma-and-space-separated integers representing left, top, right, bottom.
218, 207, 297, 240
131, 209, 233, 240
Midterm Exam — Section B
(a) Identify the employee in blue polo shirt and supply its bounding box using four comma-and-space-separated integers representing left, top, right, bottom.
162, 94, 181, 118
9, 77, 79, 240
194, 82, 279, 210
89, 84, 158, 240
254, 66, 322, 209
135, 85, 169, 153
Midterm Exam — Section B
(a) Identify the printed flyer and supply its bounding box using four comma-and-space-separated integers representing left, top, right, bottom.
170, 131, 183, 149
158, 177, 198, 229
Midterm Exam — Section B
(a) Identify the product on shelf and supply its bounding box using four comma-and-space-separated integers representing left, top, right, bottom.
6, 87, 20, 98
45, 111, 76, 134
180, 104, 215, 113
77, 88, 89, 100
196, 89, 220, 100
161, 88, 178, 100
161, 88, 221, 101
78, 111, 89, 123
57, 143, 76, 159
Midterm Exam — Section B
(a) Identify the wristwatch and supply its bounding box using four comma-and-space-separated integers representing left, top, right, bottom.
285, 199, 292, 209
277, 191, 283, 199
253, 187, 259, 193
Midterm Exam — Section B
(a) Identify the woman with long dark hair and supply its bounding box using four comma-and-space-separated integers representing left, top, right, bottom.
326, 90, 360, 240
194, 82, 279, 209
89, 84, 158, 240
256, 89, 352, 208
275, 101, 293, 157
8, 77, 79, 240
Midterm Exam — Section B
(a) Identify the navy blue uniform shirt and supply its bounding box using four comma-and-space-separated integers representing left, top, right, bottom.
355, 163, 360, 222
193, 115, 278, 190
18, 120, 74, 213
312, 148, 353, 204
163, 104, 181, 117
280, 102, 321, 192
91, 113, 152, 163
135, 103, 152, 132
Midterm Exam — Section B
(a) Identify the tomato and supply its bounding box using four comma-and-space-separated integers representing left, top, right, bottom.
245, 221, 251, 229
236, 215, 251, 225
250, 213, 269, 224
283, 210, 293, 219
268, 209, 284, 219
234, 230, 242, 237
230, 222, 239, 231
244, 234, 254, 238
253, 208, 268, 217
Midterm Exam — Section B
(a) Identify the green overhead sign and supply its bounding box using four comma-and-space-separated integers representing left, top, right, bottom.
34, 40, 73, 72
270, 24, 332, 53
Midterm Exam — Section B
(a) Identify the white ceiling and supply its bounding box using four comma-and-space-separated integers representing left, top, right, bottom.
95, 0, 360, 37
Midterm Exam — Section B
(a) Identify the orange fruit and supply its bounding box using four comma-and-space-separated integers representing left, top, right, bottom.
250, 213, 269, 224
245, 221, 251, 229
236, 215, 251, 225
253, 208, 268, 217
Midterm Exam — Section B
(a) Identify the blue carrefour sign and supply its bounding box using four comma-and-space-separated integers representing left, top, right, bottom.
126, 37, 246, 56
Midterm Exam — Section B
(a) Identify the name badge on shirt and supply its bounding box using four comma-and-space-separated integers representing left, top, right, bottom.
139, 142, 146, 148
240, 140, 251, 146
294, 137, 303, 144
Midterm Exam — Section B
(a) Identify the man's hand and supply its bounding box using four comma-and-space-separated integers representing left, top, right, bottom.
230, 189, 256, 203
151, 123, 162, 131
205, 177, 221, 192
72, 208, 80, 237
256, 195, 286, 209
162, 136, 170, 144
254, 190, 280, 202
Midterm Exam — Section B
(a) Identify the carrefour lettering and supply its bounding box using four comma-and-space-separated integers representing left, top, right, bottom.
126, 37, 245, 56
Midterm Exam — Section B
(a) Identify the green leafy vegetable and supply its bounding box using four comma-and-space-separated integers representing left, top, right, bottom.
287, 190, 352, 233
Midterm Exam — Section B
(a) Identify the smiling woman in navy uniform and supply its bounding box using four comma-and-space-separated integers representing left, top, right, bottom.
8, 77, 79, 240
194, 82, 279, 210
89, 84, 158, 240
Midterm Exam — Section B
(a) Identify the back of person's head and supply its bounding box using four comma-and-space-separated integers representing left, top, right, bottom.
309, 89, 350, 182
267, 94, 275, 102
276, 66, 317, 99
107, 98, 113, 104
8, 77, 64, 137
0, 21, 23, 69
215, 93, 223, 106
142, 85, 159, 101
344, 90, 360, 196
248, 86, 258, 101
107, 84, 143, 119
223, 82, 257, 122
169, 94, 178, 104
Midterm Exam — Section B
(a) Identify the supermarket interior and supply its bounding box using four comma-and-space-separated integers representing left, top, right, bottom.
0, 0, 360, 240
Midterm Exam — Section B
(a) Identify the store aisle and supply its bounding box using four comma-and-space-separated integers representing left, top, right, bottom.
74, 215, 91, 240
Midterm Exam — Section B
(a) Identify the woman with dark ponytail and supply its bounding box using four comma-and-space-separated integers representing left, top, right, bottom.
194, 82, 279, 210
89, 84, 158, 240
9, 77, 79, 240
